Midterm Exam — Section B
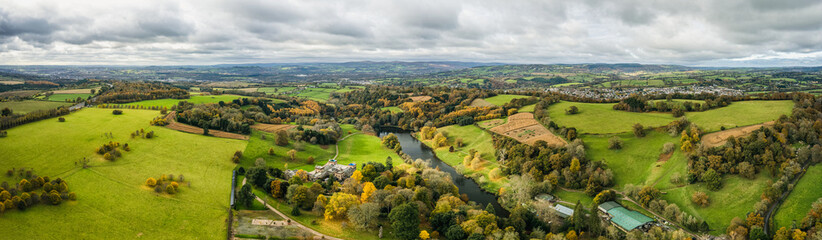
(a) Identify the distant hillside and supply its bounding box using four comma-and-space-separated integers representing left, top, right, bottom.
433, 63, 694, 78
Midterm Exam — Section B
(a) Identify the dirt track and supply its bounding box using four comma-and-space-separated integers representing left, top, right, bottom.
701, 121, 774, 147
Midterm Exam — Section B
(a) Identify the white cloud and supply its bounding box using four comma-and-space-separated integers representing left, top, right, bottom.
0, 0, 820, 66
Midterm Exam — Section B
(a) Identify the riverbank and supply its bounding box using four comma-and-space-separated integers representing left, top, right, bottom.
381, 132, 509, 216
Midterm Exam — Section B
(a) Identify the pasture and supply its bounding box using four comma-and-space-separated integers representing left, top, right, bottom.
123, 95, 249, 108
381, 106, 404, 113
0, 100, 71, 114
47, 93, 92, 102
661, 172, 772, 235
256, 86, 359, 102
582, 130, 686, 188
483, 94, 529, 106
0, 108, 247, 239
547, 100, 793, 134
774, 165, 822, 229
489, 113, 566, 146
417, 124, 506, 191
239, 124, 400, 172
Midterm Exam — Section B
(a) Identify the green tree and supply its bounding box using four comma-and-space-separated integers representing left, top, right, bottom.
571, 200, 587, 231
238, 184, 254, 208
702, 169, 722, 191
633, 123, 645, 137
276, 130, 289, 146
389, 203, 420, 240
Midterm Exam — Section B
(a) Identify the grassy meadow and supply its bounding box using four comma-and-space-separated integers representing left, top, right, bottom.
484, 94, 529, 106
0, 108, 247, 239
417, 124, 506, 192
547, 100, 793, 134
239, 124, 401, 172
47, 93, 93, 102
774, 165, 822, 229
123, 95, 250, 108
661, 172, 773, 235
0, 100, 72, 114
582, 130, 686, 188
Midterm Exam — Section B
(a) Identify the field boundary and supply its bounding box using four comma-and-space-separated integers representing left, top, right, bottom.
164, 111, 250, 140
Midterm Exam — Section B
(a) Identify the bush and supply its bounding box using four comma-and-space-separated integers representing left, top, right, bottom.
58, 117, 66, 122
691, 191, 710, 207
166, 185, 176, 194
146, 177, 157, 187
0, 130, 7, 138
633, 123, 645, 137
608, 136, 623, 150
112, 110, 123, 115
662, 142, 675, 154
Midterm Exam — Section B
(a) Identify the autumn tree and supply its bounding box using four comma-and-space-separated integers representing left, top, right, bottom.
691, 191, 710, 207
276, 130, 289, 146
361, 182, 376, 202
348, 202, 380, 230
287, 149, 297, 161
324, 192, 359, 220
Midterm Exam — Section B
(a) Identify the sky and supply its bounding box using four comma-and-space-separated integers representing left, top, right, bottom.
0, 0, 821, 67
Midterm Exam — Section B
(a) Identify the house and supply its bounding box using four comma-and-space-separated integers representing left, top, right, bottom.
284, 159, 356, 181
598, 201, 655, 232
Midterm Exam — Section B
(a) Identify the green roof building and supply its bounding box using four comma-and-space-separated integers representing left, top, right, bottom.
598, 201, 654, 232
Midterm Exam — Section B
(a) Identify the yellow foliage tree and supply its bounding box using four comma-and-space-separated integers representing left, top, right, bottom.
296, 169, 309, 181
566, 230, 578, 240
145, 177, 157, 187
681, 140, 693, 152
361, 182, 376, 203
351, 170, 363, 182
570, 158, 581, 173
324, 193, 359, 220
420, 230, 430, 240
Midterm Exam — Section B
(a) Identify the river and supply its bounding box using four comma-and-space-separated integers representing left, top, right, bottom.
379, 132, 509, 216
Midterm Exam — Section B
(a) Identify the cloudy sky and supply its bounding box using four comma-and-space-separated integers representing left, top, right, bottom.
1, 0, 821, 66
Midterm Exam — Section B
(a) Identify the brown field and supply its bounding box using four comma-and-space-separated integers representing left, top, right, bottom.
52, 88, 99, 94
469, 98, 494, 107
0, 90, 39, 98
250, 123, 298, 133
489, 113, 567, 147
409, 96, 432, 102
701, 121, 774, 147
163, 111, 249, 140
478, 119, 505, 129
0, 80, 24, 85
237, 87, 259, 93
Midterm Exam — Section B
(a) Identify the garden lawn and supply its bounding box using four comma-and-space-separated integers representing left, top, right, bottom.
123, 95, 248, 108
774, 165, 822, 229
0, 108, 247, 239
686, 100, 793, 132
661, 172, 772, 235
484, 94, 530, 106
417, 125, 506, 192
547, 101, 676, 134
47, 93, 93, 102
0, 100, 71, 114
582, 131, 685, 188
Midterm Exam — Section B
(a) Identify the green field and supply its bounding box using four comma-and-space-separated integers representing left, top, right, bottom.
123, 95, 250, 108
662, 172, 772, 235
47, 93, 93, 102
547, 100, 793, 134
256, 86, 359, 102
417, 125, 505, 192
547, 101, 676, 134
519, 104, 536, 112
381, 106, 403, 113
0, 100, 72, 114
686, 100, 793, 132
774, 165, 822, 228
0, 108, 247, 239
240, 125, 400, 172
484, 94, 530, 106
582, 130, 686, 188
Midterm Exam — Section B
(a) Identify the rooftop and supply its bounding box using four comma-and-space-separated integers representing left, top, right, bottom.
598, 201, 621, 212
607, 207, 654, 231
553, 204, 574, 218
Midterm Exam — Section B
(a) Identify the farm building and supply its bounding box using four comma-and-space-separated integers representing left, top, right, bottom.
598, 201, 654, 232
284, 159, 356, 181
553, 204, 575, 219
